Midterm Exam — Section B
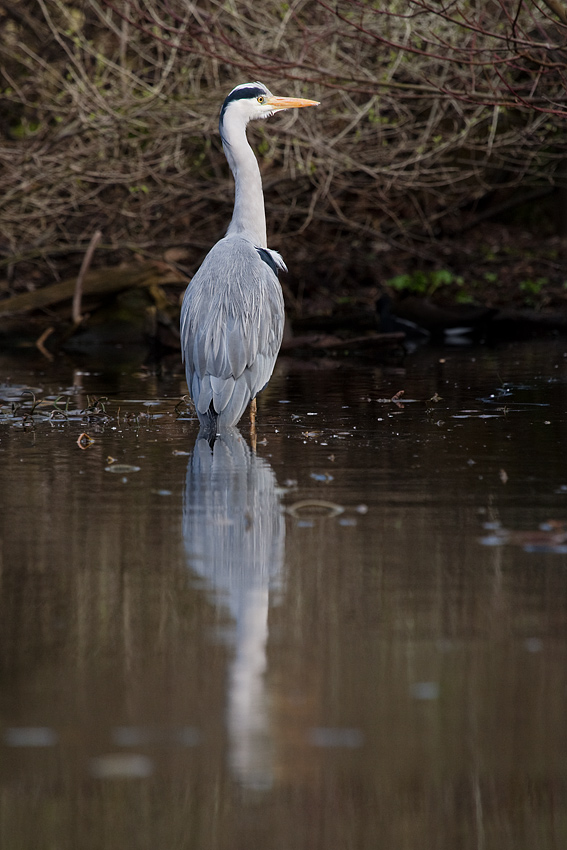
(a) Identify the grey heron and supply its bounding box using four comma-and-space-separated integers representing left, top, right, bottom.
180, 82, 319, 430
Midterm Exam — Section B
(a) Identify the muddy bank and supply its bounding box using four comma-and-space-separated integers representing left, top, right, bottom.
1, 225, 566, 359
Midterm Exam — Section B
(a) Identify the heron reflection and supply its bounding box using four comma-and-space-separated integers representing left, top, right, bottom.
183, 427, 285, 789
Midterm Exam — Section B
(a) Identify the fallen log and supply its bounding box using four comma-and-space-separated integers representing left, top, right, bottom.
0, 262, 187, 317
281, 331, 405, 353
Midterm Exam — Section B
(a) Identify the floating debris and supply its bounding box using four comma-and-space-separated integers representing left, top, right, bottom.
77, 432, 94, 450
479, 520, 567, 553
0, 385, 43, 402
286, 499, 344, 519
0, 392, 190, 431
310, 472, 334, 482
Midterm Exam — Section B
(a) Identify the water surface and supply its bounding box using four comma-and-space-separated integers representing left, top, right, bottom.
1, 340, 567, 849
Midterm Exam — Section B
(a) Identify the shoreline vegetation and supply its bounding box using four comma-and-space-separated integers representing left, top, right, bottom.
1, 1, 567, 353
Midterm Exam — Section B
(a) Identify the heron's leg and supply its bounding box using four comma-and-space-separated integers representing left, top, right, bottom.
250, 397, 257, 451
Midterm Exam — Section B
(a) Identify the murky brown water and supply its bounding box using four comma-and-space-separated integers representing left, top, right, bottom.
1, 340, 567, 849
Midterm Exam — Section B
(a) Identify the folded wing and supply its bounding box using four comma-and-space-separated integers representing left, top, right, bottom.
180, 235, 285, 428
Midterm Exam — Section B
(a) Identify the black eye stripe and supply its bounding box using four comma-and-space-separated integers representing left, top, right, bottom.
225, 86, 266, 105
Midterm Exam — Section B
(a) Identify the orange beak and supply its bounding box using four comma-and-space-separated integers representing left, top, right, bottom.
266, 95, 320, 111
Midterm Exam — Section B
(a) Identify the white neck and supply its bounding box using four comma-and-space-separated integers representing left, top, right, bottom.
222, 114, 267, 248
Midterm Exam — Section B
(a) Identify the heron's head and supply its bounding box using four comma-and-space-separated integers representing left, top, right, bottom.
219, 82, 319, 137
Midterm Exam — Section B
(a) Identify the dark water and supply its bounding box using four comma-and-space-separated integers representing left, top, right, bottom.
1, 340, 567, 849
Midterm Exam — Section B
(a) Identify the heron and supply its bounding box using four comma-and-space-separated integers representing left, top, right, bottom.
180, 82, 319, 431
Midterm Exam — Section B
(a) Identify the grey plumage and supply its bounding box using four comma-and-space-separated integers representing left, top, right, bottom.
181, 235, 285, 426
180, 82, 318, 430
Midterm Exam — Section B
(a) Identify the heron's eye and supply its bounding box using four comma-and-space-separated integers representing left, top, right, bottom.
257, 96, 265, 104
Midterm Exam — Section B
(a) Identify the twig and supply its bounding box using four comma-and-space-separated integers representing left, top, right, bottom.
35, 326, 54, 361
72, 230, 102, 324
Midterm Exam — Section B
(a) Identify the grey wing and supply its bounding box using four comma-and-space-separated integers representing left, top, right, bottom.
180, 236, 285, 426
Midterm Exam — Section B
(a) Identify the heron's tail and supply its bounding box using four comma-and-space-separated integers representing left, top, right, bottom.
196, 401, 219, 433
